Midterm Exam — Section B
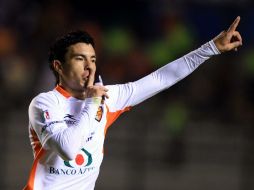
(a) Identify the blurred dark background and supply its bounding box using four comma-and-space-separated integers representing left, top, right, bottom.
1, 0, 254, 189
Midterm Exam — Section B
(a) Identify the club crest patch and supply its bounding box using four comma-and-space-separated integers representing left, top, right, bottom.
95, 106, 103, 122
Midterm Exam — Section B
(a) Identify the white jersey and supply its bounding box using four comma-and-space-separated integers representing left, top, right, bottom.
24, 41, 219, 190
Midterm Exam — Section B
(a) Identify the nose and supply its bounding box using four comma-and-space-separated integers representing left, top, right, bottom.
84, 61, 96, 77
85, 60, 96, 72
84, 59, 92, 69
83, 66, 90, 78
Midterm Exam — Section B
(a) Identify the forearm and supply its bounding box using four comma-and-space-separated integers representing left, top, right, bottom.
47, 97, 101, 160
131, 40, 220, 105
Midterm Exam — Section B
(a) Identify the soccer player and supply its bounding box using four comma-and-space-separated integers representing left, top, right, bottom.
24, 16, 242, 190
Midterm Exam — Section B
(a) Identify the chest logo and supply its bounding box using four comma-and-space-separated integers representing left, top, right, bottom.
64, 148, 92, 168
64, 114, 77, 125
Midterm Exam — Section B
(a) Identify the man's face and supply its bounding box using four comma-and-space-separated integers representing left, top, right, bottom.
60, 42, 96, 92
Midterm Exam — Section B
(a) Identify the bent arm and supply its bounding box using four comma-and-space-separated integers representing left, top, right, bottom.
29, 95, 101, 160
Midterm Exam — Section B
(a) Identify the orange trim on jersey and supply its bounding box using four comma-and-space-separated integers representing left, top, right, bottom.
104, 105, 131, 136
55, 85, 71, 98
23, 148, 45, 190
29, 128, 42, 157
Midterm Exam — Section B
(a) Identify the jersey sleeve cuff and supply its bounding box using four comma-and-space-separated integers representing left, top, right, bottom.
209, 40, 221, 55
81, 97, 102, 117
84, 97, 102, 106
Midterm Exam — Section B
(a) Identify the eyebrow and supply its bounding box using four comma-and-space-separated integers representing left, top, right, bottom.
72, 53, 96, 59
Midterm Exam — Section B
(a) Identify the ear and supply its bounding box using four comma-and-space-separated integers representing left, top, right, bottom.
52, 60, 63, 75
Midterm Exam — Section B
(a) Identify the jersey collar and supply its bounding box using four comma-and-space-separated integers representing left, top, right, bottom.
55, 85, 71, 98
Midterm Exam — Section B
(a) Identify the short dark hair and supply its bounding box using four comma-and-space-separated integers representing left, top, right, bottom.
48, 30, 95, 85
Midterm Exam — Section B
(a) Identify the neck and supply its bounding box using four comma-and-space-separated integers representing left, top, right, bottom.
58, 83, 86, 100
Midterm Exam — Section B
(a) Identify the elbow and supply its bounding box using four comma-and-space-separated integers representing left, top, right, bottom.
59, 149, 77, 161
47, 137, 79, 161
55, 142, 83, 161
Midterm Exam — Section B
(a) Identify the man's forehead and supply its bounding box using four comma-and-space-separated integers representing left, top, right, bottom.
68, 42, 95, 56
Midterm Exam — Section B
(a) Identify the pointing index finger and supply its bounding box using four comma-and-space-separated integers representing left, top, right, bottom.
227, 16, 241, 32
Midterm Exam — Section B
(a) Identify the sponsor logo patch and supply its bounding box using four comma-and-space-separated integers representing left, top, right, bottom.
64, 114, 77, 125
64, 148, 92, 168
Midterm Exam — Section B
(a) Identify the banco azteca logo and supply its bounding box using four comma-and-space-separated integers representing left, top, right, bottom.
64, 148, 92, 168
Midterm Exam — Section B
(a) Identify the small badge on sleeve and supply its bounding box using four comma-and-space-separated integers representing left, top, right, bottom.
43, 110, 50, 120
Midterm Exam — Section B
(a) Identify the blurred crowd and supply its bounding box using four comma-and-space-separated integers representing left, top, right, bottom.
0, 0, 253, 120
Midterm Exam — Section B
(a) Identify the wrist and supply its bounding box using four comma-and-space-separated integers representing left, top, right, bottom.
210, 40, 221, 55
85, 97, 102, 106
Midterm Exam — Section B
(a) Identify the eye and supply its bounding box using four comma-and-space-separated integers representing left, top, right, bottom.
75, 56, 84, 61
91, 59, 96, 63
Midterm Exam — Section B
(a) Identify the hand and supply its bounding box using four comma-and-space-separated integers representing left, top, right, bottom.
85, 64, 96, 88
85, 85, 109, 99
213, 16, 243, 53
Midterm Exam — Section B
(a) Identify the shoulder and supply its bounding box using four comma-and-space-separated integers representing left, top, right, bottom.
29, 90, 60, 110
